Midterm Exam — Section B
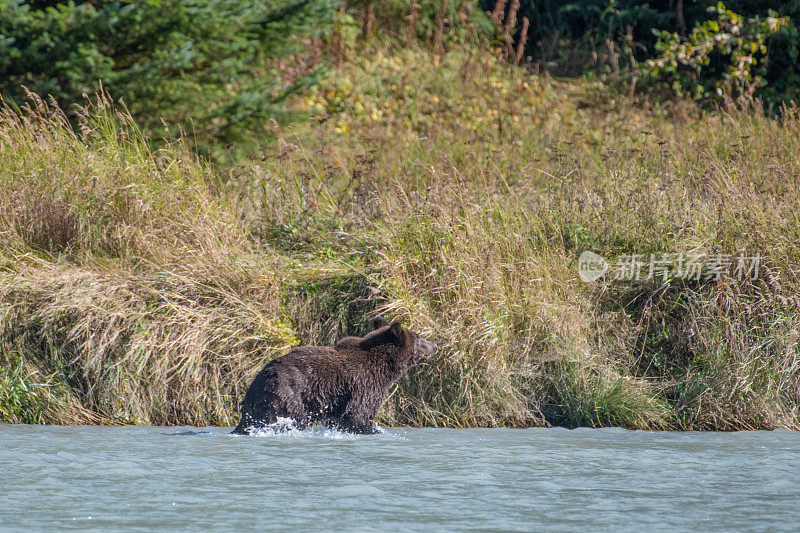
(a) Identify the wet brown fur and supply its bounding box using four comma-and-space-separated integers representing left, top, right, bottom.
232, 317, 435, 434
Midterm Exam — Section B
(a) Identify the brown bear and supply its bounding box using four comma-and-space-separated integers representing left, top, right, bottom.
232, 317, 436, 435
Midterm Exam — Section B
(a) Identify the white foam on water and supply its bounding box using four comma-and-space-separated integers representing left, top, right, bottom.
226, 418, 407, 440
239, 417, 361, 440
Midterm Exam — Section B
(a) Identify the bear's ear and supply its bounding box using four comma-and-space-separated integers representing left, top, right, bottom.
372, 316, 390, 329
359, 321, 404, 350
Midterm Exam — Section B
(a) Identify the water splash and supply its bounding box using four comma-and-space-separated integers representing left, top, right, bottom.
236, 417, 364, 440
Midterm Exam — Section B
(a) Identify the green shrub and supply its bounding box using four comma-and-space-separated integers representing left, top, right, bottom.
641, 2, 788, 100
0, 0, 339, 159
0, 358, 44, 424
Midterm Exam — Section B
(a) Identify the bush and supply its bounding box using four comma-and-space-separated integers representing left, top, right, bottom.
641, 2, 788, 100
482, 0, 800, 104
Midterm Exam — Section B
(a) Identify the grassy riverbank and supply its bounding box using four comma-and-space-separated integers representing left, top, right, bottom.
2, 46, 799, 430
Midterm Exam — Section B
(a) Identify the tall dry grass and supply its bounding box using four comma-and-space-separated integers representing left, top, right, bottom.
2, 48, 799, 429
0, 94, 293, 425
239, 47, 800, 429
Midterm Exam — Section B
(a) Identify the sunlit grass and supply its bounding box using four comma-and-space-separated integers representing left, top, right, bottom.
1, 46, 799, 429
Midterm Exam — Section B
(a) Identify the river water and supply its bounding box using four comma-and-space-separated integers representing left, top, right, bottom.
1, 425, 798, 531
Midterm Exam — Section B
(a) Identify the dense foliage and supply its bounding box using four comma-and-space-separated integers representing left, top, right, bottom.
2, 0, 799, 154
482, 0, 800, 103
0, 0, 337, 157
642, 3, 788, 100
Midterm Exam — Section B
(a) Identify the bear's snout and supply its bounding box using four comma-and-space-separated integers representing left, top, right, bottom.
417, 338, 437, 357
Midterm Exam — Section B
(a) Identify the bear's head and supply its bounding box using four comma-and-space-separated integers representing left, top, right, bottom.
358, 317, 436, 367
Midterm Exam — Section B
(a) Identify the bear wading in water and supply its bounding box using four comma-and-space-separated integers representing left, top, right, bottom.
232, 317, 436, 435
